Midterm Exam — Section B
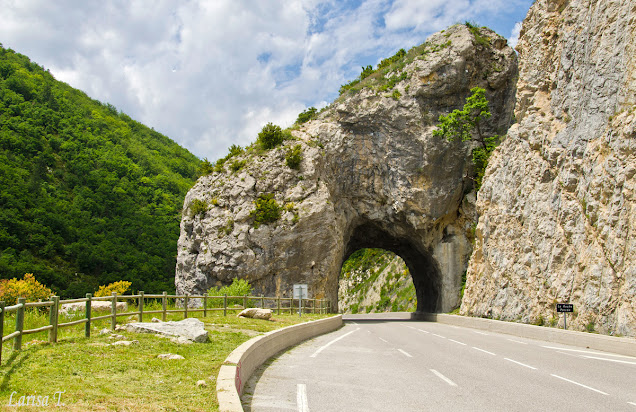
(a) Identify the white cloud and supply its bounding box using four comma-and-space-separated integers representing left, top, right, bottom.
508, 21, 523, 49
0, 0, 532, 161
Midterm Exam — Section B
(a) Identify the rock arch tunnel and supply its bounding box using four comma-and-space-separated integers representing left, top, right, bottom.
341, 221, 443, 313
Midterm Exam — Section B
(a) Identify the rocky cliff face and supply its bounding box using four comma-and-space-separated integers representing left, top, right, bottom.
461, 0, 636, 336
176, 24, 518, 311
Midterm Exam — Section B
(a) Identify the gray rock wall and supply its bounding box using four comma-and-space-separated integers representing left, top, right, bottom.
176, 24, 517, 312
461, 0, 636, 336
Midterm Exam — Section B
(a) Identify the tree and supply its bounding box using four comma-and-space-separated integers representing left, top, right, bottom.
257, 122, 284, 149
433, 87, 499, 190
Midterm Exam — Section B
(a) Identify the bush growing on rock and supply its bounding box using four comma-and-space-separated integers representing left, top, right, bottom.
295, 107, 317, 124
188, 198, 209, 218
285, 145, 303, 169
0, 273, 52, 305
249, 193, 281, 228
257, 123, 284, 149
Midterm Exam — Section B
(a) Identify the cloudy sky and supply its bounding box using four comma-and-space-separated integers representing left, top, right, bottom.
0, 0, 532, 161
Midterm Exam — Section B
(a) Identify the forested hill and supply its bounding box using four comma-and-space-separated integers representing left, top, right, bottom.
0, 44, 201, 297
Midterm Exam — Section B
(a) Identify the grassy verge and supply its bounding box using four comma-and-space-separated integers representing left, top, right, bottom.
0, 307, 329, 411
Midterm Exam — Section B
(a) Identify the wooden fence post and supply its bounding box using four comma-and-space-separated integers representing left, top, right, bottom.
223, 294, 227, 316
14, 297, 25, 351
203, 295, 208, 317
85, 293, 92, 338
0, 301, 5, 365
111, 292, 117, 330
138, 291, 144, 322
184, 295, 189, 319
261, 295, 264, 308
162, 292, 167, 322
49, 296, 59, 343
277, 296, 281, 315
243, 295, 247, 309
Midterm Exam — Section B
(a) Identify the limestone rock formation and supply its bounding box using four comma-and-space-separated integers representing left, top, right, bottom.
461, 0, 636, 336
125, 318, 209, 342
176, 24, 518, 312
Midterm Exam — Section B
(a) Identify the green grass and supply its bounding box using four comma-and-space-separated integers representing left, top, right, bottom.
0, 307, 330, 411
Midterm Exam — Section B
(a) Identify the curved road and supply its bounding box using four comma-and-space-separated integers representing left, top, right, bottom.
243, 316, 636, 411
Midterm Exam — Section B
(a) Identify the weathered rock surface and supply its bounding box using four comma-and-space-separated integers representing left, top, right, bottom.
461, 0, 636, 336
176, 24, 517, 312
157, 353, 185, 360
60, 301, 127, 315
238, 308, 273, 320
125, 318, 209, 343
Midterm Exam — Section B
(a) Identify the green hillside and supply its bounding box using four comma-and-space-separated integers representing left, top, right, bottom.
0, 44, 201, 297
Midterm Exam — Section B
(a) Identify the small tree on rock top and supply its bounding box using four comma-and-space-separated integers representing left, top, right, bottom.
433, 87, 499, 190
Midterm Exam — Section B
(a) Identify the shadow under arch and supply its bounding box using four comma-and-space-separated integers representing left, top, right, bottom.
342, 221, 442, 313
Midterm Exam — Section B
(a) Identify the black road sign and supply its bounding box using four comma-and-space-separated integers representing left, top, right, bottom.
556, 303, 573, 313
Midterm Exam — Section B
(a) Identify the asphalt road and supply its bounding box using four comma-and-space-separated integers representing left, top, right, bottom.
242, 317, 636, 411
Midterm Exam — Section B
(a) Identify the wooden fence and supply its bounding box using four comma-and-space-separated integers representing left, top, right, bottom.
0, 292, 331, 365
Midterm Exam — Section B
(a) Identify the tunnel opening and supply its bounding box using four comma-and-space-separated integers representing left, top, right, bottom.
339, 248, 416, 314
341, 222, 442, 313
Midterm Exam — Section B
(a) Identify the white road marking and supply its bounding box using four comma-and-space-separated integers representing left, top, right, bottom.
556, 350, 581, 358
580, 355, 636, 365
504, 358, 537, 370
473, 331, 489, 335
349, 321, 358, 325
541, 346, 636, 359
448, 339, 466, 346
379, 337, 388, 343
472, 346, 496, 356
432, 333, 445, 339
297, 384, 310, 412
309, 328, 359, 358
550, 374, 608, 395
628, 401, 636, 406
398, 349, 413, 358
417, 329, 430, 334
430, 369, 457, 387
507, 338, 528, 345
406, 326, 417, 330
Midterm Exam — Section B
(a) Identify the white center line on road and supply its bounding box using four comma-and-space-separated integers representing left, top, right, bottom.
349, 321, 358, 325
432, 333, 446, 339
628, 401, 636, 406
430, 369, 457, 387
472, 346, 496, 356
398, 349, 413, 358
448, 339, 466, 346
550, 374, 609, 396
580, 355, 636, 365
309, 328, 360, 358
297, 384, 310, 412
507, 338, 528, 345
504, 358, 537, 370
473, 331, 489, 335
541, 346, 636, 359
417, 329, 430, 334
379, 337, 388, 343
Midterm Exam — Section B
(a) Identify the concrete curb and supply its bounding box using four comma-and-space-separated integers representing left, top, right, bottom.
414, 313, 636, 357
216, 315, 343, 412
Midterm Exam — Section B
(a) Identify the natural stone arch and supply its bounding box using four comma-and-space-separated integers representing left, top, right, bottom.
342, 221, 442, 312
175, 25, 518, 314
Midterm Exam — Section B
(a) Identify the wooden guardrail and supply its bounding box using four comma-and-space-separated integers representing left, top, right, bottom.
0, 292, 331, 365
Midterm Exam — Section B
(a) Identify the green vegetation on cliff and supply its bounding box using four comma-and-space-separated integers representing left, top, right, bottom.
0, 44, 200, 297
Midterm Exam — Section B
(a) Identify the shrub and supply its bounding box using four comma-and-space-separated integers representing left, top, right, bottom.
257, 122, 284, 149
0, 273, 53, 305
227, 144, 243, 157
296, 107, 317, 124
391, 90, 402, 100
250, 193, 281, 228
94, 280, 132, 297
199, 158, 215, 176
207, 278, 252, 307
189, 198, 209, 218
285, 144, 303, 169
377, 48, 406, 70
230, 159, 247, 172
465, 21, 490, 47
